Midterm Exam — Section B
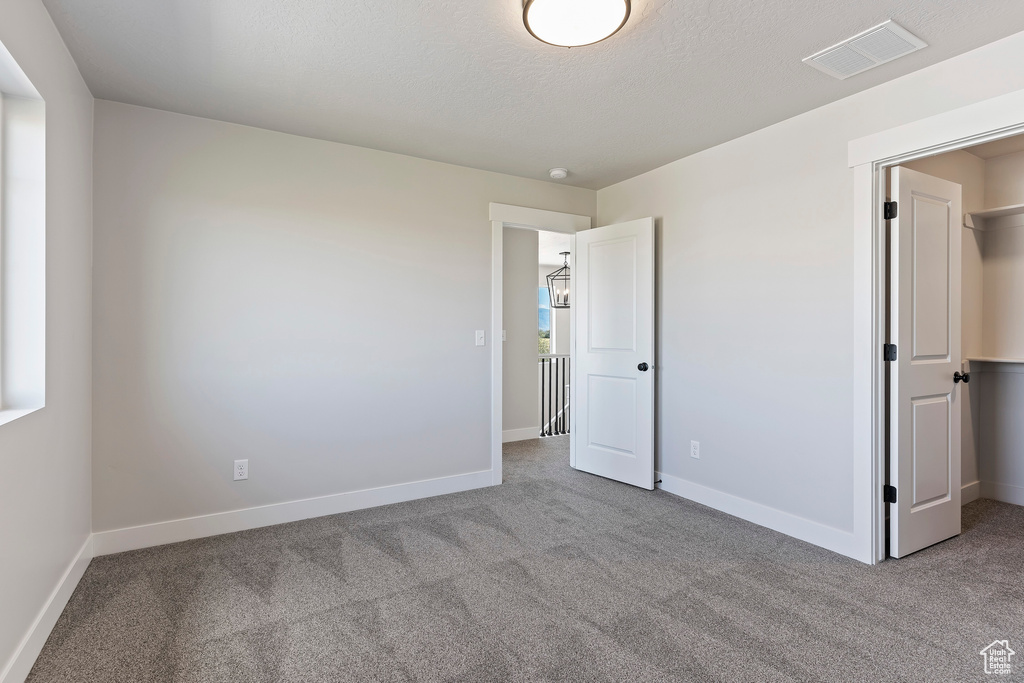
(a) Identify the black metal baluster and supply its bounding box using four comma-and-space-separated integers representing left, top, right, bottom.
561, 358, 565, 434
553, 358, 558, 435
558, 358, 564, 434
563, 358, 567, 434
562, 358, 567, 434
540, 358, 548, 438
566, 357, 570, 434
548, 358, 553, 436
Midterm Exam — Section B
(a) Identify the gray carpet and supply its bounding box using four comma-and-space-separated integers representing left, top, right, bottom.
27, 436, 1024, 682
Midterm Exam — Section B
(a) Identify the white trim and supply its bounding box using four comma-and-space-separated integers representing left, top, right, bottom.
981, 481, 1024, 507
93, 470, 492, 556
852, 163, 879, 565
851, 85, 1024, 564
568, 233, 577, 469
656, 472, 860, 559
490, 204, 590, 487
491, 220, 504, 485
502, 426, 541, 443
962, 480, 981, 505
488, 203, 591, 233
1, 537, 93, 683
849, 89, 1024, 168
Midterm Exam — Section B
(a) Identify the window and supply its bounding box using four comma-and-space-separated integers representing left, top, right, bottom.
538, 287, 551, 354
0, 40, 46, 423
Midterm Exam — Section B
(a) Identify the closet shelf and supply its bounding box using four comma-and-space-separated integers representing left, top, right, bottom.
964, 203, 1024, 231
966, 356, 1024, 364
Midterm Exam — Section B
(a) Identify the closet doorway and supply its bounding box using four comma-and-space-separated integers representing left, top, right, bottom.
884, 133, 1024, 557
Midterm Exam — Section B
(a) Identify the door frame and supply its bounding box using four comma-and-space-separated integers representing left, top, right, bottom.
489, 203, 592, 486
849, 88, 1024, 564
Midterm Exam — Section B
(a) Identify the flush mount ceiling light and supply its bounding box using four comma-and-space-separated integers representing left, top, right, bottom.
524, 0, 630, 48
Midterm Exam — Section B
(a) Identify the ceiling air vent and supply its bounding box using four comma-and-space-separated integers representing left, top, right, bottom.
803, 20, 926, 80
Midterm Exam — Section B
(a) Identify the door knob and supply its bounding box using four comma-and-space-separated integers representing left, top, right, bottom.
638, 363, 649, 372
954, 371, 970, 384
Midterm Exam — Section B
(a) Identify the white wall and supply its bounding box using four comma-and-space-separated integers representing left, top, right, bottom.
979, 366, 1024, 505
596, 30, 1024, 551
903, 150, 986, 496
976, 147, 1024, 505
503, 228, 540, 438
984, 149, 1024, 209
982, 149, 1024, 359
0, 1, 93, 679
92, 101, 594, 534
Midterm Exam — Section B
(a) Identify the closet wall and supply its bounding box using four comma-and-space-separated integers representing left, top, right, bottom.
977, 148, 1024, 505
907, 145, 1024, 507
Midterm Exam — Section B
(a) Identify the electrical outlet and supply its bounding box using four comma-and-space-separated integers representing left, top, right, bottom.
690, 441, 700, 459
234, 459, 248, 481
502, 330, 507, 342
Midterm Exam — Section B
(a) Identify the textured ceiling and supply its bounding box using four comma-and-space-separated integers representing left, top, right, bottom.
41, 0, 1024, 189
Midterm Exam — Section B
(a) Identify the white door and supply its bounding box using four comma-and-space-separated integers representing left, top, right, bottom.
889, 166, 962, 558
574, 218, 655, 490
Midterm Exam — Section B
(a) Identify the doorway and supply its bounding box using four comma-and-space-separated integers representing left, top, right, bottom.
489, 204, 656, 490
488, 203, 588, 486
501, 227, 573, 444
882, 136, 1024, 558
851, 89, 1024, 563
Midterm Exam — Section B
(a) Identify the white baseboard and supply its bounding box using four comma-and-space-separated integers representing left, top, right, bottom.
93, 469, 494, 557
1, 536, 93, 683
980, 480, 1024, 507
502, 427, 541, 443
962, 480, 981, 505
655, 471, 859, 559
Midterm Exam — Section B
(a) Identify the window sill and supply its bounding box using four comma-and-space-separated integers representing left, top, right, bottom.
0, 406, 43, 428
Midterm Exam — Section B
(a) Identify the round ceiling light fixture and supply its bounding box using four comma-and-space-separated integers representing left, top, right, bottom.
523, 0, 631, 48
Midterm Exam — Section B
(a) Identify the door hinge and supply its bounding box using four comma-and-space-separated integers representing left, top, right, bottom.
884, 201, 898, 220
883, 344, 897, 362
884, 485, 897, 504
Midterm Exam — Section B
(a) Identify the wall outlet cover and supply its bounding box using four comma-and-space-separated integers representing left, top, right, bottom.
234, 459, 249, 481
690, 441, 700, 459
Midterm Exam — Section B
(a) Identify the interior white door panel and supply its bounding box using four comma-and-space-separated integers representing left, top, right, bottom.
574, 218, 655, 490
889, 166, 962, 558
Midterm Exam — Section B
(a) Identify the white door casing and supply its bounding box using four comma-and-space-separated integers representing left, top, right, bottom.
574, 218, 655, 490
889, 166, 962, 558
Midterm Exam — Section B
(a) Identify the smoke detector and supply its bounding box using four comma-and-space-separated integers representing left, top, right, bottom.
549, 168, 569, 180
803, 20, 927, 80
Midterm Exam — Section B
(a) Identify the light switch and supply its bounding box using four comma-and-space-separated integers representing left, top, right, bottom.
475, 330, 485, 346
